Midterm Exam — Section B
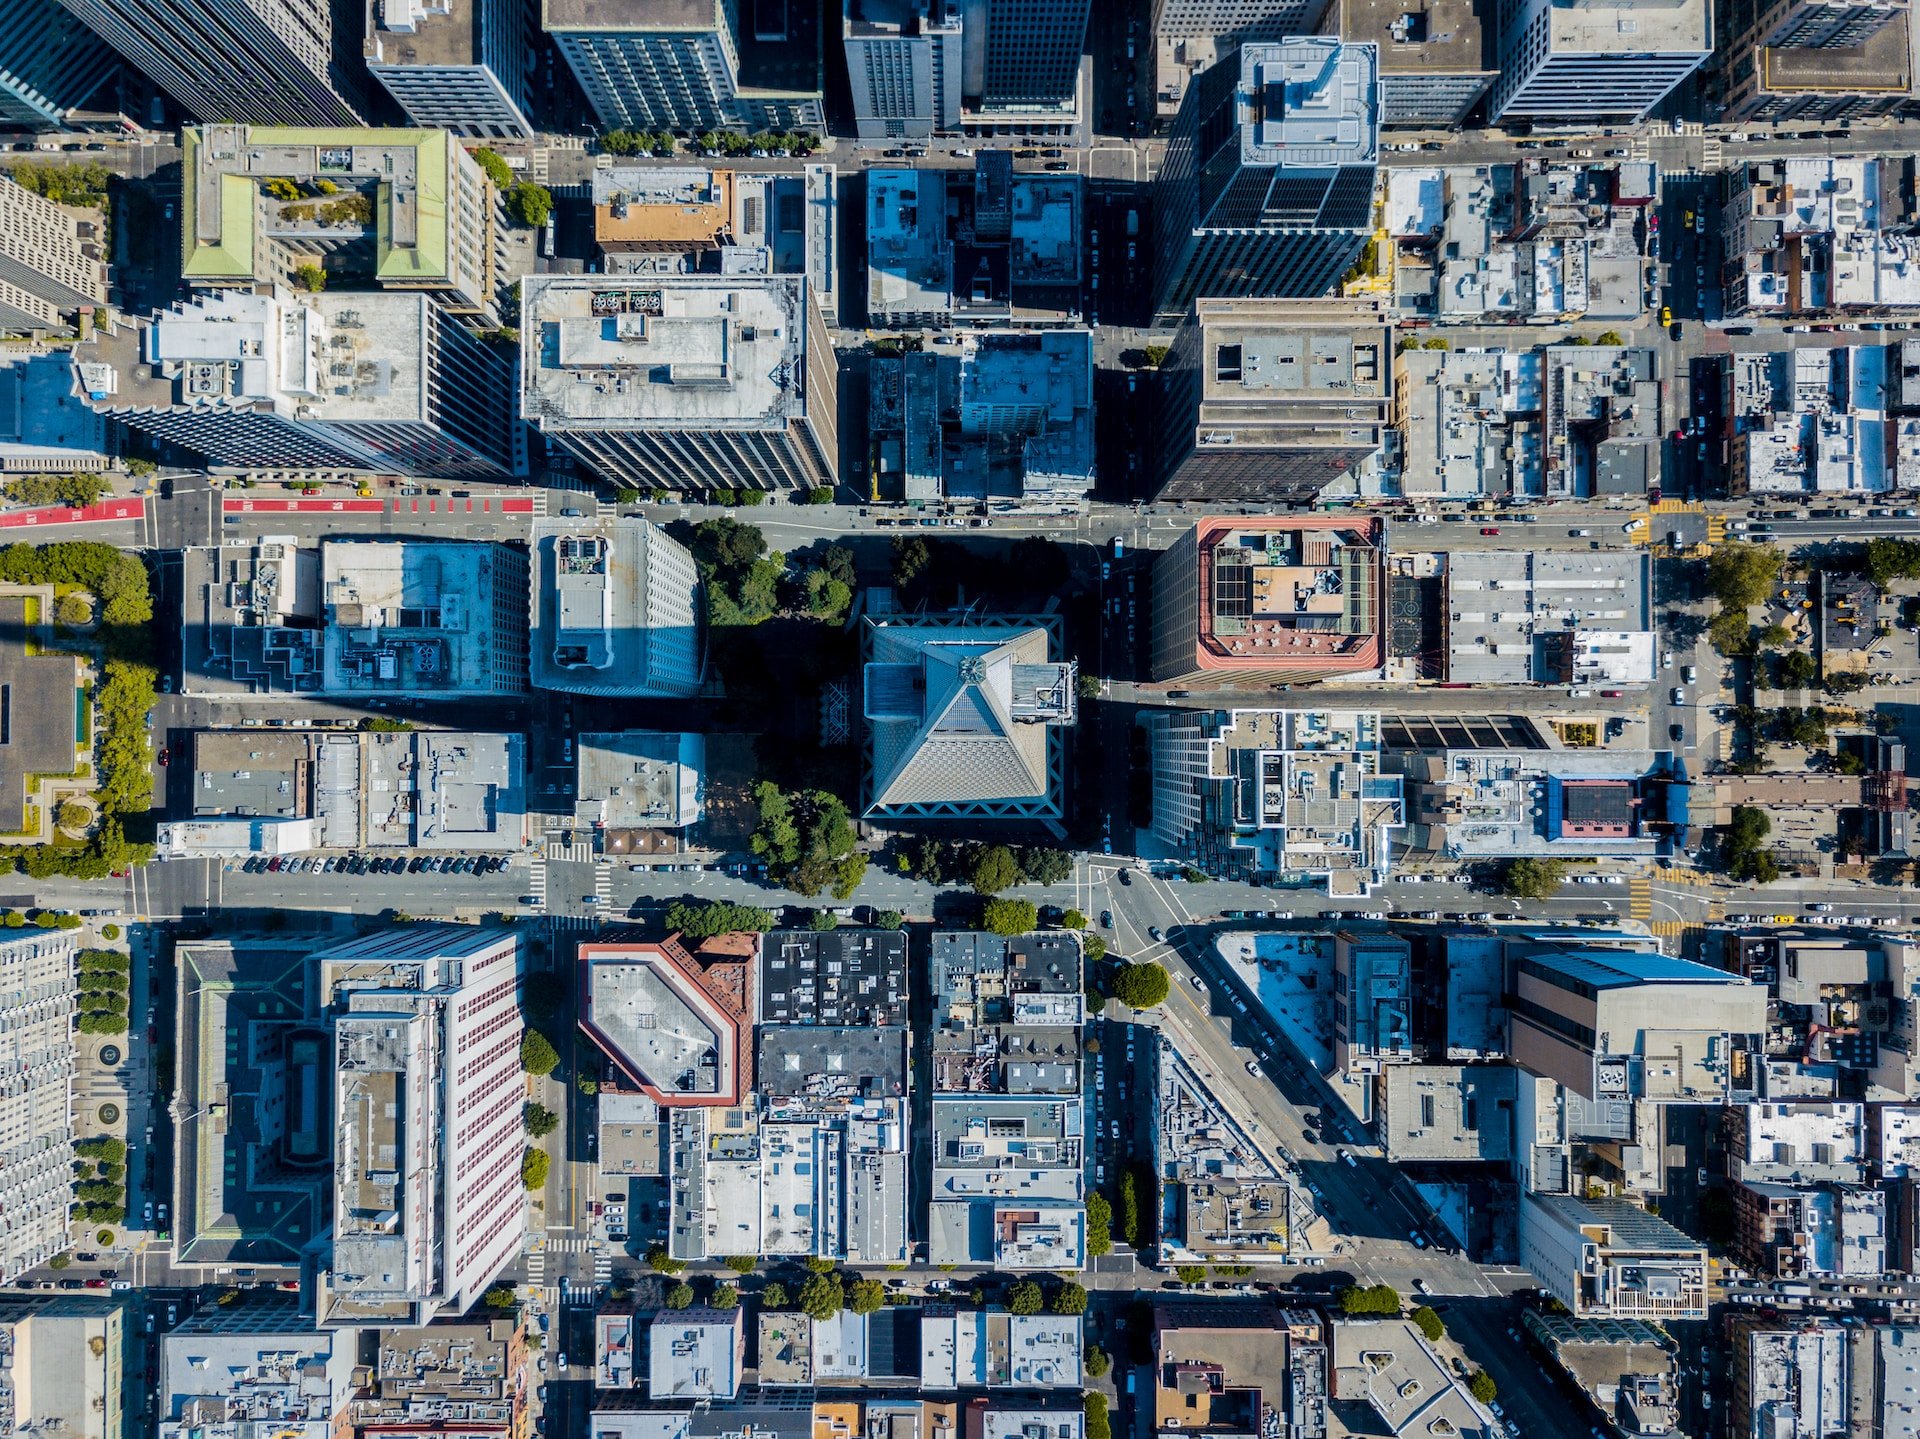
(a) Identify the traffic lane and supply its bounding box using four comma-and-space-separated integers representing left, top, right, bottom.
1434, 1296, 1586, 1439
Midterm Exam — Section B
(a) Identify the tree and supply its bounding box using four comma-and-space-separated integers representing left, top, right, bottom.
750, 783, 863, 897
875, 910, 904, 931
1175, 1265, 1207, 1284
1723, 805, 1779, 883
1338, 1284, 1402, 1315
520, 1148, 550, 1190
664, 1282, 695, 1310
1706, 542, 1785, 609
472, 146, 516, 188
1865, 536, 1920, 588
981, 898, 1038, 936
1760, 623, 1792, 647
55, 801, 88, 831
1112, 961, 1171, 1010
1050, 1280, 1088, 1316
805, 568, 852, 621
1062, 909, 1088, 930
762, 1280, 790, 1308
1085, 1345, 1111, 1379
848, 1278, 886, 1314
1499, 857, 1567, 901
664, 898, 776, 940
505, 182, 554, 227
484, 1284, 517, 1309
1086, 1394, 1110, 1439
1078, 672, 1102, 702
1019, 847, 1073, 886
1141, 344, 1171, 368
1468, 1372, 1498, 1406
291, 263, 326, 293
970, 844, 1022, 894
1119, 1169, 1141, 1246
1086, 1192, 1113, 1257
798, 1271, 844, 1321
722, 1255, 758, 1274
808, 908, 839, 931
1007, 1280, 1044, 1315
1083, 934, 1107, 964
1778, 650, 1817, 688
520, 1030, 560, 1076
523, 1101, 558, 1138
1596, 330, 1626, 345
803, 1256, 838, 1274
647, 1245, 686, 1275
710, 1281, 740, 1309
891, 535, 932, 589
1411, 1306, 1445, 1342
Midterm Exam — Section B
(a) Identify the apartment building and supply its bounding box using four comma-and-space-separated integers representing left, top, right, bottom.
1489, 0, 1712, 123
0, 173, 107, 334
0, 930, 78, 1283
363, 0, 535, 137
844, 0, 963, 139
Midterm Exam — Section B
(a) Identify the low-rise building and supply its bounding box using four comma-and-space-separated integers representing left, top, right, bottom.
1726, 343, 1920, 496
757, 1310, 923, 1386
159, 727, 526, 857
574, 731, 706, 845
0, 349, 108, 472
1442, 550, 1655, 685
1153, 1302, 1327, 1439
868, 330, 1094, 507
1518, 1312, 1679, 1436
765, 929, 910, 1029
1393, 744, 1682, 864
520, 273, 838, 494
1723, 156, 1920, 317
0, 589, 84, 845
1730, 1101, 1867, 1184
650, 1308, 745, 1401
1731, 1178, 1887, 1279
1376, 1064, 1516, 1163
1331, 1315, 1489, 1437
1727, 1316, 1851, 1439
1394, 343, 1662, 501
582, 937, 747, 1109
160, 1302, 354, 1439
922, 1310, 1083, 1390
351, 1318, 529, 1437
1520, 1194, 1708, 1320
1144, 709, 1403, 895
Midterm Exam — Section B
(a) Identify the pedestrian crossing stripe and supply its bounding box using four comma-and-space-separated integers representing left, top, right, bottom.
1650, 920, 1692, 937
1707, 516, 1727, 544
528, 858, 548, 903
1629, 876, 1653, 921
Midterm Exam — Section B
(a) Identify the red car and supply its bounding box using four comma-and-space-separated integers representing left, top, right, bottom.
1480, 527, 1500, 536
156, 749, 168, 766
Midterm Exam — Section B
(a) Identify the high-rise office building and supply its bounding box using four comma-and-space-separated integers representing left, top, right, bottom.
52, 0, 365, 124
1489, 0, 1712, 124
0, 929, 79, 1283
74, 288, 523, 478
543, 0, 824, 134
363, 0, 535, 137
1154, 295, 1392, 503
529, 516, 704, 697
314, 923, 526, 1328
1720, 0, 1912, 121
0, 174, 108, 334
973, 0, 1092, 110
0, 0, 121, 131
1150, 0, 1328, 121
520, 274, 839, 493
844, 0, 964, 139
1153, 38, 1381, 322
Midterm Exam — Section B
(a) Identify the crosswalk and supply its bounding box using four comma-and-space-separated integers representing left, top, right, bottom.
546, 837, 594, 863
1701, 137, 1722, 173
594, 861, 612, 905
1629, 875, 1653, 922
548, 915, 601, 933
527, 858, 548, 905
526, 1239, 546, 1287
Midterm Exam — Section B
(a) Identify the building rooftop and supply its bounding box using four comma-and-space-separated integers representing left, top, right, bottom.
521, 273, 821, 431
181, 125, 462, 287
0, 352, 105, 469
1379, 1064, 1515, 1162
921, 1309, 1082, 1390
1445, 549, 1653, 685
358, 1318, 522, 1428
868, 168, 952, 320
1191, 517, 1384, 672
582, 939, 741, 1106
649, 1308, 743, 1401
1239, 40, 1379, 170
1542, 0, 1709, 55
529, 515, 701, 694
364, 0, 493, 69
863, 614, 1075, 819
0, 594, 79, 833
1519, 1313, 1678, 1436
1332, 1316, 1493, 1438
320, 540, 524, 697
1331, 0, 1492, 77
759, 929, 910, 1028
575, 731, 704, 833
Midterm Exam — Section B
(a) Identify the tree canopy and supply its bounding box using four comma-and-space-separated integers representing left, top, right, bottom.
1499, 857, 1566, 901
1723, 804, 1779, 884
798, 1271, 844, 1321
519, 1030, 559, 1077
1007, 1280, 1044, 1315
1112, 962, 1171, 1010
750, 782, 866, 898
1338, 1284, 1402, 1315
664, 898, 776, 940
969, 844, 1021, 895
1706, 542, 1784, 609
981, 897, 1038, 936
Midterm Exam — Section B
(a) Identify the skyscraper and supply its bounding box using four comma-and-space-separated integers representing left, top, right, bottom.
314, 923, 526, 1328
844, 0, 964, 139
528, 516, 705, 697
543, 0, 824, 134
1489, 0, 1712, 123
1153, 37, 1381, 322
363, 0, 535, 137
0, 0, 120, 131
0, 173, 108, 334
52, 0, 365, 124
